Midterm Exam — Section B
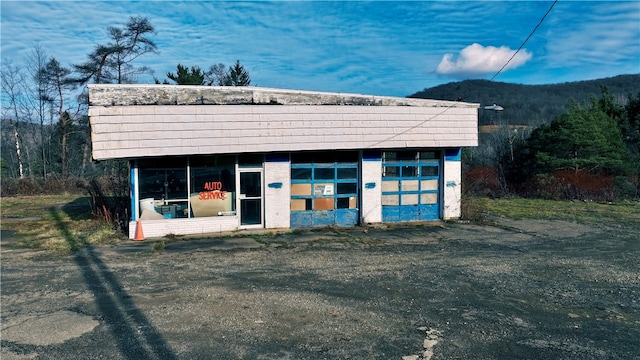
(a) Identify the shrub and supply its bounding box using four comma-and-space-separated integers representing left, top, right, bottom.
1, 177, 85, 196
529, 170, 616, 201
462, 167, 502, 196
77, 174, 130, 234
460, 196, 488, 222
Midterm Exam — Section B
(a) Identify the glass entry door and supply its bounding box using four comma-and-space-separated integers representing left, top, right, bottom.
239, 170, 263, 227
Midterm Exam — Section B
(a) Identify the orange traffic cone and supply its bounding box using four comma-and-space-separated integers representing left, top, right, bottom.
134, 220, 145, 241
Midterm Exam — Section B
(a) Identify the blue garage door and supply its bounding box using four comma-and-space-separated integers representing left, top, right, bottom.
382, 151, 440, 222
290, 152, 359, 229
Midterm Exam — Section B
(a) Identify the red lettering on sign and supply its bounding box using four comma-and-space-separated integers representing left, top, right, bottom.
204, 181, 223, 191
198, 190, 227, 200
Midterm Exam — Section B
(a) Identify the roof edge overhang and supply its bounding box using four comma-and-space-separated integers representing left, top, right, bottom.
88, 84, 480, 109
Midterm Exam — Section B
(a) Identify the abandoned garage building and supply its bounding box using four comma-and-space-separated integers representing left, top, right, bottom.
87, 84, 479, 239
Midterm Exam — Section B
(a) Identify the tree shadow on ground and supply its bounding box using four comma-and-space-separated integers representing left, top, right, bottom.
49, 207, 177, 360
60, 196, 94, 221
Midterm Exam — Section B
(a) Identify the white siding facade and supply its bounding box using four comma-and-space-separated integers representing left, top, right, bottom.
89, 85, 478, 238
89, 85, 478, 161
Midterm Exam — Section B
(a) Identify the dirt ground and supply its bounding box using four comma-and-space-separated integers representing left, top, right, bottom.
1, 217, 639, 360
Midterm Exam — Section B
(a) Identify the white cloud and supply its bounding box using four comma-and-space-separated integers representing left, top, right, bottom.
436, 43, 532, 77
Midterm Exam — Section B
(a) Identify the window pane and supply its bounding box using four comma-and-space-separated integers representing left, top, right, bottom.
382, 194, 399, 206
191, 165, 235, 192
401, 194, 419, 205
291, 199, 308, 211
240, 172, 261, 197
402, 166, 418, 177
291, 168, 312, 180
421, 166, 438, 177
401, 180, 420, 191
190, 160, 236, 217
421, 193, 438, 204
164, 169, 186, 199
381, 180, 399, 192
420, 151, 438, 160
421, 180, 438, 191
139, 169, 166, 200
337, 182, 357, 194
336, 197, 350, 209
291, 183, 312, 196
240, 199, 261, 225
382, 152, 397, 162
337, 167, 357, 179
314, 198, 334, 210
336, 197, 357, 209
190, 191, 235, 217
314, 183, 334, 196
139, 168, 187, 200
315, 167, 334, 180
383, 166, 399, 178
158, 201, 188, 219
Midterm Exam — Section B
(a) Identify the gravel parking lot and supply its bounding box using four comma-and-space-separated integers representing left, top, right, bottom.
1, 217, 639, 359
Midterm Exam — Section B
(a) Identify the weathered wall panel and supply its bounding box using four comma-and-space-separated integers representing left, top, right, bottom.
89, 85, 478, 160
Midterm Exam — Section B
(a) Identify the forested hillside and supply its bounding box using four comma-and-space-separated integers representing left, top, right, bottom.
410, 75, 640, 200
410, 74, 640, 126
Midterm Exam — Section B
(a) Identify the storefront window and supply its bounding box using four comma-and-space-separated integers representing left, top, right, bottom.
138, 157, 189, 219
139, 168, 188, 201
137, 155, 237, 219
190, 156, 236, 217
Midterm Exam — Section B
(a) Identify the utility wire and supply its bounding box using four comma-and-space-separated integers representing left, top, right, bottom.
368, 0, 558, 148
490, 0, 558, 81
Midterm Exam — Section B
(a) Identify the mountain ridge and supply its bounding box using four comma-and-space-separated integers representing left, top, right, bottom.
409, 74, 640, 126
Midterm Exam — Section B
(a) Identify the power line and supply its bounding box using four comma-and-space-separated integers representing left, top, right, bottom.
490, 0, 558, 81
368, 0, 558, 148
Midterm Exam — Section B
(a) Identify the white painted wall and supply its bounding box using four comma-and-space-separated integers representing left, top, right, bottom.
443, 159, 462, 219
361, 159, 382, 224
264, 160, 291, 229
129, 216, 239, 239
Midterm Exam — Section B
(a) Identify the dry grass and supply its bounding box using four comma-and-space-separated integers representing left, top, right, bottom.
1, 195, 126, 253
3, 195, 638, 253
481, 197, 640, 226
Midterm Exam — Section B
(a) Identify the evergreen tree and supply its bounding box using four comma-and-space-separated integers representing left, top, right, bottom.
74, 17, 157, 84
524, 99, 629, 176
222, 60, 251, 86
165, 64, 206, 85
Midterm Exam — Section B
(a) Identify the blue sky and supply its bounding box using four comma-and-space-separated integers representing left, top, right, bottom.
1, 1, 639, 97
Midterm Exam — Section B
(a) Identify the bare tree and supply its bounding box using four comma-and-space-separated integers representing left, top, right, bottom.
26, 44, 54, 179
1, 59, 27, 178
74, 17, 157, 84
41, 58, 77, 177
205, 63, 227, 86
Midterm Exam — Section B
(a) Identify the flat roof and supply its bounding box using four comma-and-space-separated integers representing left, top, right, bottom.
88, 84, 479, 108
